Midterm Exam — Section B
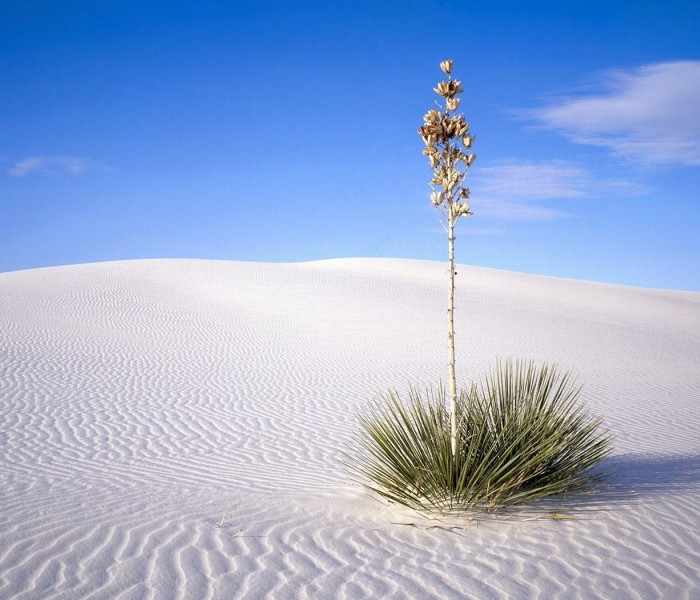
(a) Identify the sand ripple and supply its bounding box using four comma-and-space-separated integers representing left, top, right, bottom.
1, 258, 699, 598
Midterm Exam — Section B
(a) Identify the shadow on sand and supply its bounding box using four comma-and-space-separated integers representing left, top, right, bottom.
537, 453, 700, 515
594, 452, 700, 501
501, 453, 700, 519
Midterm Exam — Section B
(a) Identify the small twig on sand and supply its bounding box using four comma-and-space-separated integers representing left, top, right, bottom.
215, 501, 233, 529
231, 531, 268, 538
390, 521, 467, 537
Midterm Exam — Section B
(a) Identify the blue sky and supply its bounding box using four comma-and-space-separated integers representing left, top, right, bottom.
2, 1, 699, 290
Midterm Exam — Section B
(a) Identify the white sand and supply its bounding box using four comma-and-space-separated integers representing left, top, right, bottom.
1, 257, 698, 598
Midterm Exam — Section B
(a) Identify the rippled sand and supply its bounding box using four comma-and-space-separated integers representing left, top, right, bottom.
1, 258, 698, 598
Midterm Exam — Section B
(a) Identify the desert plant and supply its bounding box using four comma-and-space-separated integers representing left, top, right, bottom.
346, 61, 612, 519
346, 359, 613, 515
418, 59, 475, 458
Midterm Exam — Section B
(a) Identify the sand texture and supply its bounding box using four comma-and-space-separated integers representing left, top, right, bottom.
1, 258, 699, 598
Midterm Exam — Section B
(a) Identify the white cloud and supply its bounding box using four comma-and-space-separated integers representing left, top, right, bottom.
470, 160, 647, 221
477, 199, 570, 221
472, 161, 592, 221
7, 156, 101, 177
476, 161, 589, 200
526, 61, 700, 166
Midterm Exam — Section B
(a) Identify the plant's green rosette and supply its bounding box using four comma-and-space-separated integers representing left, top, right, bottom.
345, 359, 614, 515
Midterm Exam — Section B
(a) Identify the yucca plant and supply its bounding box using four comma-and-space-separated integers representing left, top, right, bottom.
346, 359, 613, 515
346, 60, 612, 519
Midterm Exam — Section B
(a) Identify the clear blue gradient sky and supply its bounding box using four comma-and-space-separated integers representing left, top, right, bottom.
2, 1, 699, 290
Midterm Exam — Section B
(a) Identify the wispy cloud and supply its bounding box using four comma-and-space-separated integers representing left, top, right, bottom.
7, 156, 102, 177
472, 161, 590, 221
524, 61, 700, 166
470, 160, 647, 221
477, 161, 589, 200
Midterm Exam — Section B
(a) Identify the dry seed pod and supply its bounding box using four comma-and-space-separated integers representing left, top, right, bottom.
440, 60, 453, 74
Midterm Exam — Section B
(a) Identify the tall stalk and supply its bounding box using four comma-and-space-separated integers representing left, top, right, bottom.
418, 60, 475, 457
448, 214, 457, 456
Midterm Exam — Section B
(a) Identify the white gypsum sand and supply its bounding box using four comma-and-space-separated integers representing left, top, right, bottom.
0, 258, 698, 598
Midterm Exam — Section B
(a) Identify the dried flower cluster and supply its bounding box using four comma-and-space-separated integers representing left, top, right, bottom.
418, 59, 475, 221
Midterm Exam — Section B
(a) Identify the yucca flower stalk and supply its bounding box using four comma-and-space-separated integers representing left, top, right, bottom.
418, 59, 476, 458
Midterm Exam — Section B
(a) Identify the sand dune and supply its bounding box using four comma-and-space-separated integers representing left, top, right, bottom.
1, 258, 698, 598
